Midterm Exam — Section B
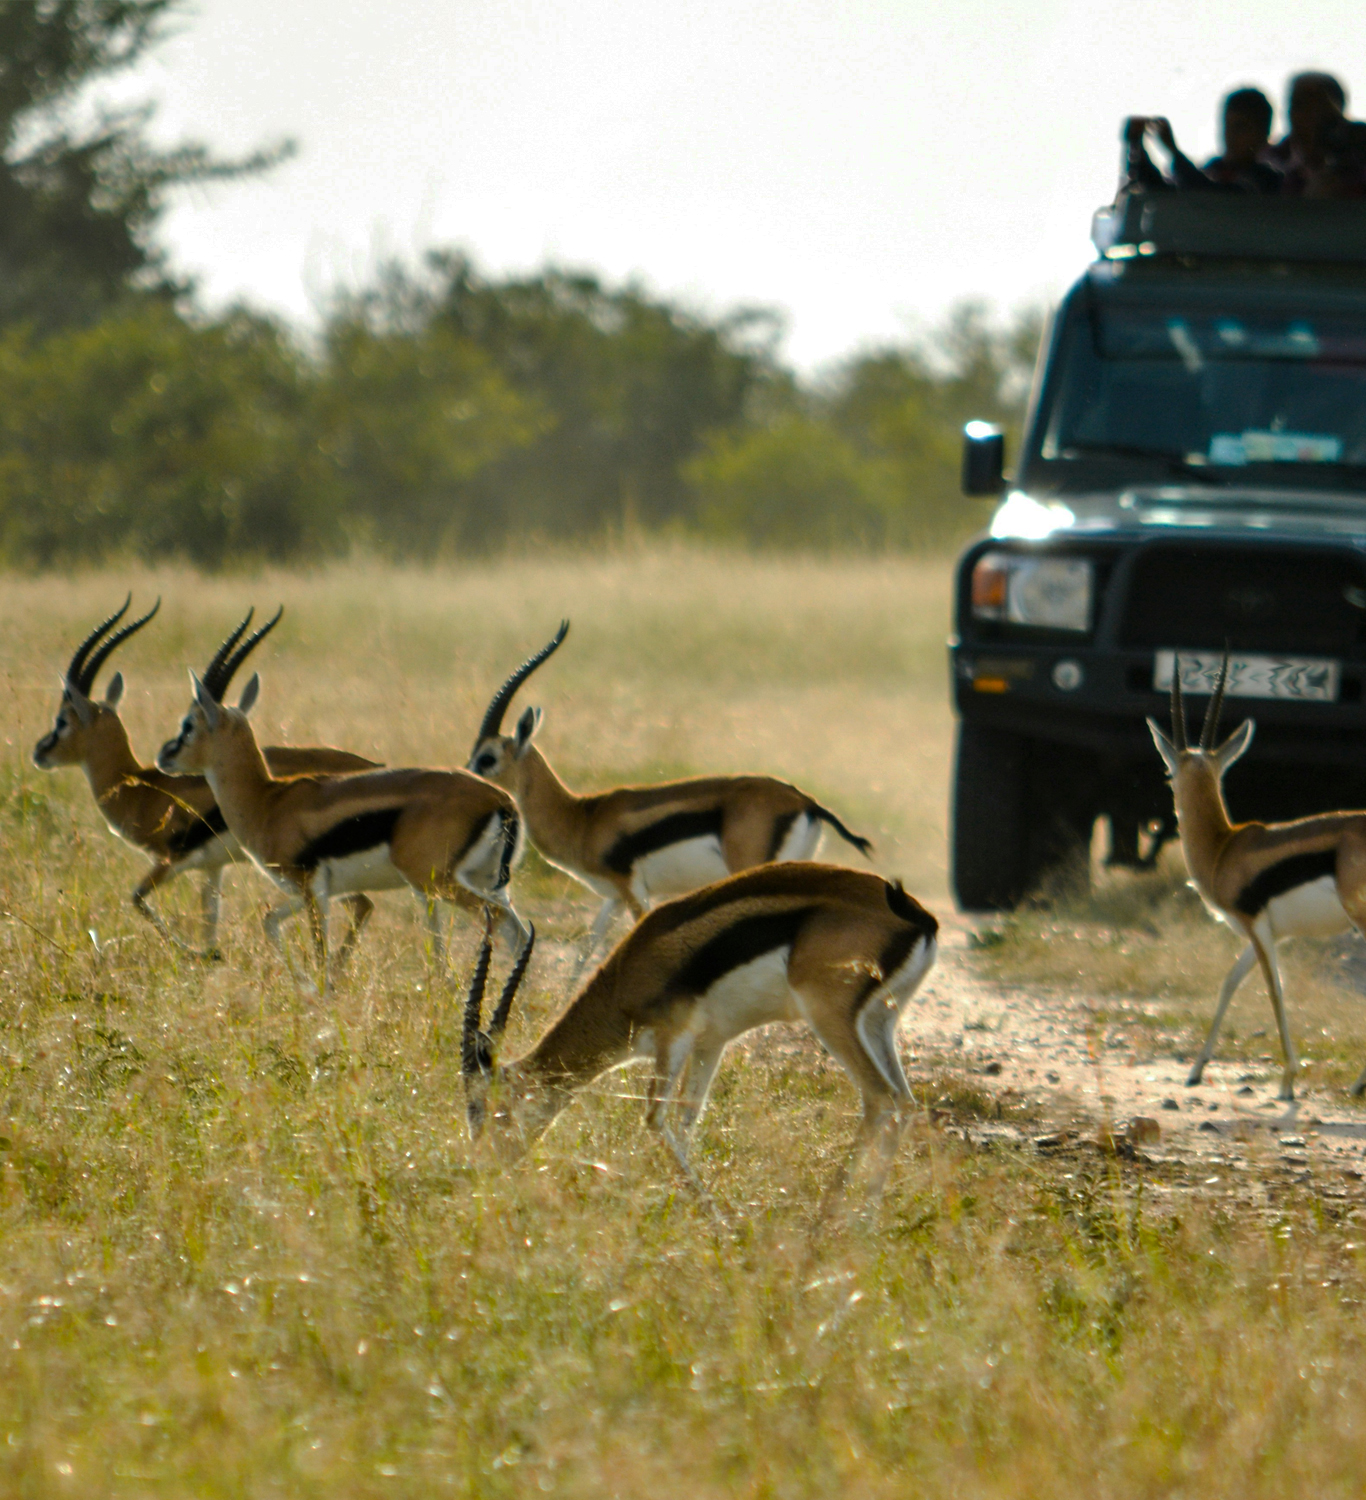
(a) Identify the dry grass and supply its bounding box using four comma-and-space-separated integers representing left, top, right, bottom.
4, 551, 1366, 1496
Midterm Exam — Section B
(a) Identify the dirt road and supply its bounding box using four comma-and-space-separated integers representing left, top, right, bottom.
907, 924, 1366, 1190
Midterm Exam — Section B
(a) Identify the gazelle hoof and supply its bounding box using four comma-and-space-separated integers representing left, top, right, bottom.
198, 946, 225, 964
1185, 1069, 1204, 1087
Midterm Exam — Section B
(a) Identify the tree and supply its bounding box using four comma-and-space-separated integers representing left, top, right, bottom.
421, 253, 783, 539
0, 0, 291, 332
0, 302, 336, 566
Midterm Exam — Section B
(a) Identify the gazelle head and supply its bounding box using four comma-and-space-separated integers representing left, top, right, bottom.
467, 621, 569, 787
461, 919, 544, 1149
157, 607, 282, 776
34, 595, 160, 770
1147, 651, 1255, 796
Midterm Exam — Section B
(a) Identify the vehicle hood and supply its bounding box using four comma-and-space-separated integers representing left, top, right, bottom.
990, 484, 1366, 542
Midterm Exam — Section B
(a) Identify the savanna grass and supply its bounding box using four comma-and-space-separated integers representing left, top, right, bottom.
3, 551, 1366, 1496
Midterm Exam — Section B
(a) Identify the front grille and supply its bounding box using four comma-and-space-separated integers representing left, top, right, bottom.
1118, 544, 1366, 655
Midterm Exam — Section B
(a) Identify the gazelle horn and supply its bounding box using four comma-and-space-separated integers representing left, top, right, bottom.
1170, 652, 1188, 754
1200, 647, 1231, 750
200, 608, 255, 699
202, 607, 284, 702
461, 915, 495, 1081
475, 621, 570, 745
488, 926, 535, 1043
70, 597, 161, 696
66, 595, 130, 690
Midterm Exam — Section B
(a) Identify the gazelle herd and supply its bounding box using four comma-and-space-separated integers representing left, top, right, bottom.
33, 597, 1366, 1210
34, 601, 934, 1208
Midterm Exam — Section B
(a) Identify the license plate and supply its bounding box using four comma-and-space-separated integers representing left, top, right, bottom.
1154, 650, 1339, 703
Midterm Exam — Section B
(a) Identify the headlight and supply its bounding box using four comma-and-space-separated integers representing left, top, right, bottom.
971, 552, 1093, 632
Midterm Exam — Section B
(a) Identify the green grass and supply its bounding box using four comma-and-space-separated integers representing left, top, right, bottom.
5, 552, 1366, 1496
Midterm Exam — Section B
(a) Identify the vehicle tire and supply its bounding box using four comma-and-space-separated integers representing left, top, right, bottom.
951, 722, 1029, 911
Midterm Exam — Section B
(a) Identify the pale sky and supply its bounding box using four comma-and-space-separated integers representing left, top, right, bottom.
107, 0, 1366, 371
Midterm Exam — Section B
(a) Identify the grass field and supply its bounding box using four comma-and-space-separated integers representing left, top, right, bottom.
5, 551, 1366, 1497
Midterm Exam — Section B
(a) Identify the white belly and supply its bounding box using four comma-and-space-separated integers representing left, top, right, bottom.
773, 812, 821, 862
630, 836, 730, 905
315, 846, 409, 898
1266, 875, 1351, 939
696, 946, 800, 1034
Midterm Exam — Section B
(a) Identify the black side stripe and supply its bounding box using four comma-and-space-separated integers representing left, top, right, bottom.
1234, 848, 1338, 917
167, 804, 228, 859
603, 807, 725, 876
295, 807, 402, 872
672, 907, 815, 998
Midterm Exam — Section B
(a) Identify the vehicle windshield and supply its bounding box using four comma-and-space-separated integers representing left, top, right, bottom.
1039, 288, 1366, 490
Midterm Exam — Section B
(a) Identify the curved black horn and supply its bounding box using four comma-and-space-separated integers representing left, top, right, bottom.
200, 609, 254, 700
476, 621, 570, 744
77, 597, 160, 695
204, 606, 283, 702
1170, 653, 1188, 754
461, 920, 495, 1080
1201, 647, 1231, 751
66, 594, 130, 690
488, 925, 535, 1043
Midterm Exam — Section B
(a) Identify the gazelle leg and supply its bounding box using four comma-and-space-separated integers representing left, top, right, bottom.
570, 897, 624, 988
424, 899, 446, 968
199, 867, 224, 959
1187, 942, 1258, 1086
796, 987, 912, 1214
302, 888, 329, 998
132, 861, 214, 959
263, 895, 304, 953
333, 894, 375, 971
1251, 923, 1299, 1101
645, 1031, 729, 1218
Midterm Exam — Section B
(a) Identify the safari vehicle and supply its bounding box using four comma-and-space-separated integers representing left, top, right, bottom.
951, 192, 1366, 910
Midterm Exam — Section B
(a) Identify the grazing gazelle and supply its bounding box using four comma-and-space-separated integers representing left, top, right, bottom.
1149, 653, 1366, 1100
33, 597, 379, 958
460, 862, 938, 1203
467, 623, 875, 966
157, 608, 528, 993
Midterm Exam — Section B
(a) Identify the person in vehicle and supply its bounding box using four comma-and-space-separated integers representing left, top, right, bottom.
1121, 90, 1280, 195
1265, 71, 1365, 197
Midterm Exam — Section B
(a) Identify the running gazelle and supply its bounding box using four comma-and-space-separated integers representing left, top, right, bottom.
157, 608, 528, 993
467, 623, 874, 967
1150, 652, 1366, 1100
33, 598, 379, 957
460, 862, 938, 1203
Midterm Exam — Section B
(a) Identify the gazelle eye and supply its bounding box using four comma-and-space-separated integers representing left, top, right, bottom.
477, 753, 496, 772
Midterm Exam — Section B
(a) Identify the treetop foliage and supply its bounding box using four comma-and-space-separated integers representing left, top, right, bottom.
0, 0, 1040, 566
0, 0, 292, 333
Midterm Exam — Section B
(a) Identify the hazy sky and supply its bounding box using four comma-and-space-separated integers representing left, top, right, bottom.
111, 0, 1366, 370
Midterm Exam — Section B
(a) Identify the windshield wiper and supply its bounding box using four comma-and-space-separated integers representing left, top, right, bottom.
1058, 442, 1229, 484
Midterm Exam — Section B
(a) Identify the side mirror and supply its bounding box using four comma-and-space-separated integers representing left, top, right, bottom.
962, 421, 1005, 497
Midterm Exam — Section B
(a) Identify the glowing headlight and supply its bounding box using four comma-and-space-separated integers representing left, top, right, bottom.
971, 552, 1093, 632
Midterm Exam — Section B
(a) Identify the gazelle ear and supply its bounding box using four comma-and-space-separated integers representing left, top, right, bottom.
513, 706, 542, 759
104, 671, 124, 708
1146, 717, 1180, 777
1216, 718, 1255, 771
192, 671, 221, 730
65, 681, 94, 727
238, 672, 260, 716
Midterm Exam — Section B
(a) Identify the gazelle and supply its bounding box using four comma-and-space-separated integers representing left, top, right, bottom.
460, 862, 938, 1205
157, 608, 529, 994
33, 598, 379, 958
1149, 653, 1366, 1100
467, 623, 875, 968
